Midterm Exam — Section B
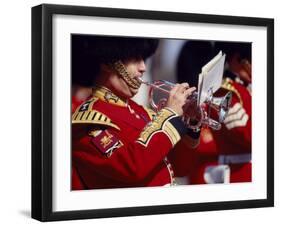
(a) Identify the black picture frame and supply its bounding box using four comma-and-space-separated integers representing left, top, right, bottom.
32, 3, 274, 222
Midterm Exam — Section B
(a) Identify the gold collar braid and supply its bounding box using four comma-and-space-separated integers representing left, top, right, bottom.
108, 61, 142, 89
92, 86, 127, 107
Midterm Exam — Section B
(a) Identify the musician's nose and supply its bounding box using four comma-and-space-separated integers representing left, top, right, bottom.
138, 59, 146, 74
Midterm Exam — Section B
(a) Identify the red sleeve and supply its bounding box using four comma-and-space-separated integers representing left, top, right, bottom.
168, 140, 197, 177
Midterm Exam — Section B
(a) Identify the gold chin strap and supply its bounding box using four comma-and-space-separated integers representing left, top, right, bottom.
108, 60, 142, 89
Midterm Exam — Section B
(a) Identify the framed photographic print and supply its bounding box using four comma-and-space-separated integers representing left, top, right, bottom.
32, 4, 274, 222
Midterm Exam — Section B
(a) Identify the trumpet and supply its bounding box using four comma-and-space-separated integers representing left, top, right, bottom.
138, 78, 232, 130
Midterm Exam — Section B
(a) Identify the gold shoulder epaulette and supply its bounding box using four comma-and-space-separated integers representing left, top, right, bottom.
72, 97, 120, 130
221, 78, 243, 106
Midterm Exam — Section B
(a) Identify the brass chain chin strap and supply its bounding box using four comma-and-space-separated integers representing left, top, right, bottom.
108, 61, 142, 89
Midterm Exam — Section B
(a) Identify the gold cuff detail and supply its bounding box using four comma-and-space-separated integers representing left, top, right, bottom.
137, 108, 181, 147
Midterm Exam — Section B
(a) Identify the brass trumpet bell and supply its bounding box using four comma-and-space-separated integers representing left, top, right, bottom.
206, 91, 232, 123
139, 78, 232, 130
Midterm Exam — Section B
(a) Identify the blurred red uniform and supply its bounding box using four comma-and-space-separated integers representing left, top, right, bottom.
72, 87, 199, 190
71, 86, 92, 113
212, 77, 252, 182
72, 96, 85, 114
170, 78, 251, 184
169, 127, 219, 184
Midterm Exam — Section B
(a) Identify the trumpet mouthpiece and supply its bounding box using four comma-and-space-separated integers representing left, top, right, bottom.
137, 77, 151, 86
137, 77, 145, 83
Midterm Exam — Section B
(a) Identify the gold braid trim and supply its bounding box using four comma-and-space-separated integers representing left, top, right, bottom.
72, 98, 120, 130
221, 78, 243, 106
137, 108, 181, 147
143, 107, 157, 120
92, 86, 127, 107
108, 61, 142, 89
163, 158, 177, 186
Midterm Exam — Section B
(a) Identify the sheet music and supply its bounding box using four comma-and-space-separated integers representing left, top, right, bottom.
197, 51, 226, 105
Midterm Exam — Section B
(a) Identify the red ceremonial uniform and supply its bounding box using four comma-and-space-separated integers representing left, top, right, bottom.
72, 87, 199, 190
211, 77, 252, 182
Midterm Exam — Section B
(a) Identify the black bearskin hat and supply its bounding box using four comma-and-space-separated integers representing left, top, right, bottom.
214, 41, 252, 62
72, 35, 159, 87
177, 40, 215, 87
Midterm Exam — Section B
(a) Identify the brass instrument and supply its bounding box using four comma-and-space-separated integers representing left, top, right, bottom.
139, 78, 232, 130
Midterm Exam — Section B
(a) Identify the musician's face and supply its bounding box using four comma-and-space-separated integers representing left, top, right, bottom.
107, 58, 146, 99
229, 54, 251, 84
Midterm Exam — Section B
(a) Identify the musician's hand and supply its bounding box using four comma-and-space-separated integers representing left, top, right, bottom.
166, 83, 196, 116
183, 98, 202, 122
